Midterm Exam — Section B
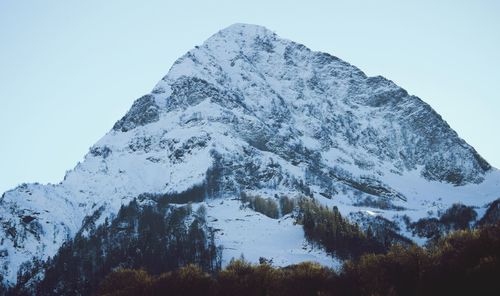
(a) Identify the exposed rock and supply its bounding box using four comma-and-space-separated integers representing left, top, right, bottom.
113, 94, 159, 132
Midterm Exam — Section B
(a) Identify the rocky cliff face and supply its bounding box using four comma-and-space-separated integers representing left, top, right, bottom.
1, 23, 499, 287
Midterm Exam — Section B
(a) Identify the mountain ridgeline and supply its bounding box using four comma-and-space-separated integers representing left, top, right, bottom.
1, 23, 499, 293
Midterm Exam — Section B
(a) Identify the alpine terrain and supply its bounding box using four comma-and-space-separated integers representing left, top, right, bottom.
1, 23, 499, 292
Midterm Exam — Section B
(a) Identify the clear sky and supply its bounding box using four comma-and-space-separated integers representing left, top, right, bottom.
1, 0, 499, 194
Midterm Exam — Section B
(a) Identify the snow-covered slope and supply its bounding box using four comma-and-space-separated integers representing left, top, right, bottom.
1, 23, 499, 286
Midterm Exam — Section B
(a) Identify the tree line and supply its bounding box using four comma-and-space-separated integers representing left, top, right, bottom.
97, 222, 500, 296
296, 197, 387, 259
8, 187, 221, 296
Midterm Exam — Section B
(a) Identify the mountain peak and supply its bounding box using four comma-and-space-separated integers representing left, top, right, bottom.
199, 22, 280, 58
211, 23, 276, 40
1, 24, 499, 288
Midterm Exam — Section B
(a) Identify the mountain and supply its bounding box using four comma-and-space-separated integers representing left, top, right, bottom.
1, 23, 499, 289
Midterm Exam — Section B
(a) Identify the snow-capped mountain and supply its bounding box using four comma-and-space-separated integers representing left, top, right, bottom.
1, 23, 499, 287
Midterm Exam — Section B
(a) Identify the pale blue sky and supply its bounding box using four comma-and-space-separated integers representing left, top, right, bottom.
1, 0, 499, 193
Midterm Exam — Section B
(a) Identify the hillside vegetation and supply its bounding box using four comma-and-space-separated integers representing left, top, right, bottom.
97, 222, 500, 296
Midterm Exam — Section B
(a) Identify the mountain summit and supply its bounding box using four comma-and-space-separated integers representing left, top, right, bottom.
1, 23, 499, 287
